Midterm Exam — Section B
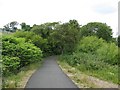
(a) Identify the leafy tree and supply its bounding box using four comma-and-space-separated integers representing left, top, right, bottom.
80, 22, 113, 42
10, 21, 19, 32
20, 22, 31, 31
2, 21, 18, 32
31, 22, 59, 38
50, 20, 80, 54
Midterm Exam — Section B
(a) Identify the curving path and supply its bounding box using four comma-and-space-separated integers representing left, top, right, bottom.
25, 56, 79, 88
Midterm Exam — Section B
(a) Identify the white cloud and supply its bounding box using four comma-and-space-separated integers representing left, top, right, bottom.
0, 0, 119, 37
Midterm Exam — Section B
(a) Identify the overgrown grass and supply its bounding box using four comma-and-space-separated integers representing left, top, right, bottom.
58, 60, 97, 88
58, 59, 118, 88
58, 54, 119, 85
2, 60, 43, 88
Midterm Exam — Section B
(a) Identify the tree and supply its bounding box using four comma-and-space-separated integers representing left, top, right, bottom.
50, 20, 80, 54
20, 22, 31, 31
80, 22, 113, 42
10, 21, 18, 32
2, 21, 18, 32
31, 22, 59, 38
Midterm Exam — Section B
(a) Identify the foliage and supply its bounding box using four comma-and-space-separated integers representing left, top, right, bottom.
76, 36, 118, 65
49, 20, 80, 54
2, 20, 119, 85
2, 36, 43, 75
59, 35, 118, 84
96, 42, 118, 65
2, 56, 20, 76
2, 59, 43, 88
77, 36, 105, 54
31, 22, 59, 38
2, 21, 19, 32
13, 31, 48, 55
20, 22, 31, 31
80, 22, 113, 42
30, 20, 80, 54
59, 55, 118, 84
59, 53, 107, 71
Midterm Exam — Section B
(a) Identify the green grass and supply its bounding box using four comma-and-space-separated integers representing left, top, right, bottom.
2, 60, 43, 88
76, 63, 118, 84
58, 60, 118, 88
58, 54, 119, 85
58, 60, 98, 88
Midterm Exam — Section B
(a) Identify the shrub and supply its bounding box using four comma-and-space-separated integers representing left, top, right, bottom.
77, 36, 118, 65
77, 36, 105, 54
15, 43, 43, 67
13, 31, 48, 54
2, 56, 20, 76
2, 36, 43, 74
96, 42, 118, 65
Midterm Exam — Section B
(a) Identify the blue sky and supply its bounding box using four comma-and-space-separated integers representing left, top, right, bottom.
0, 0, 119, 37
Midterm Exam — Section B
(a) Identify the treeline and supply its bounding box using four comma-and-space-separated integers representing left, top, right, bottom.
1, 20, 119, 81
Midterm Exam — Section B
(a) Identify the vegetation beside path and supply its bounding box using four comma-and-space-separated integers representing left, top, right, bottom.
58, 59, 118, 88
1, 20, 120, 88
2, 60, 43, 88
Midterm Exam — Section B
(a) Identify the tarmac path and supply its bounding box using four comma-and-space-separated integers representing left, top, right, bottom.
25, 56, 79, 88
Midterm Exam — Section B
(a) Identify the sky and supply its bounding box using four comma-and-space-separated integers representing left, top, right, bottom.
0, 0, 119, 37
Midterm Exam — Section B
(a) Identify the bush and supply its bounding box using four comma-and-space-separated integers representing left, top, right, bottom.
2, 56, 20, 76
96, 42, 118, 65
2, 36, 43, 75
16, 43, 43, 67
77, 36, 118, 65
77, 36, 105, 54
13, 31, 48, 55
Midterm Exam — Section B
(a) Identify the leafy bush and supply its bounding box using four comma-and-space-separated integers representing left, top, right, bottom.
16, 43, 43, 66
2, 56, 20, 76
77, 36, 105, 54
76, 36, 118, 65
96, 42, 118, 65
2, 36, 43, 75
13, 31, 48, 55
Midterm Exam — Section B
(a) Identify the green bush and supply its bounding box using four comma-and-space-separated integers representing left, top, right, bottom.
96, 42, 118, 65
77, 36, 105, 54
76, 36, 118, 65
16, 43, 43, 66
13, 31, 48, 55
2, 36, 43, 75
2, 56, 20, 76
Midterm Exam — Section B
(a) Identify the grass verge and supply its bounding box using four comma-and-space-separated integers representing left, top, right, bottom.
58, 60, 118, 88
2, 60, 43, 88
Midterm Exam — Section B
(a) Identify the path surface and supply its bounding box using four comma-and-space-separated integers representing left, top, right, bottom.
25, 56, 79, 88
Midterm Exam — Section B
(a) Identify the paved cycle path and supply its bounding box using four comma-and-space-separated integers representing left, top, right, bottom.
25, 56, 79, 88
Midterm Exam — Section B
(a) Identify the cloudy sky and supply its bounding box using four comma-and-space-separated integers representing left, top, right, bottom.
0, 0, 119, 37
